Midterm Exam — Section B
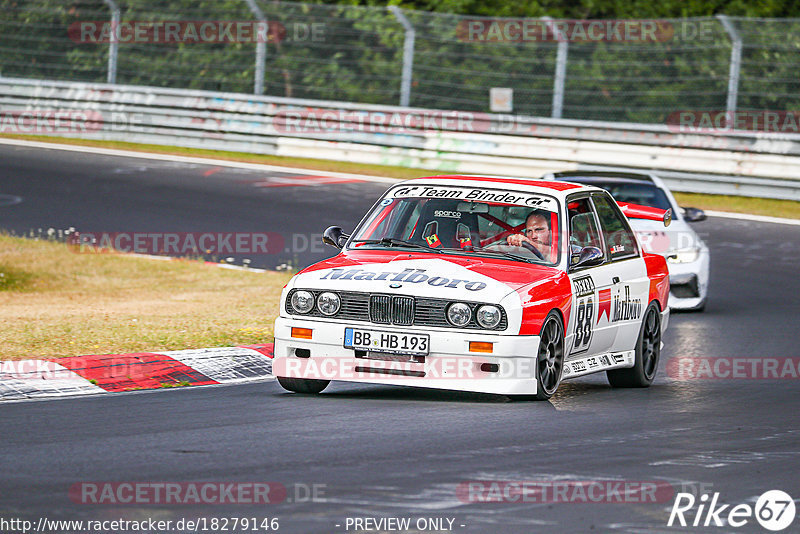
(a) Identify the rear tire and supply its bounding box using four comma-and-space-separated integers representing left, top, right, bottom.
277, 376, 330, 394
607, 302, 661, 388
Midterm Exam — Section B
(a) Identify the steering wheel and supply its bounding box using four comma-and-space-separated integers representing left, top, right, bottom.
520, 240, 546, 261
485, 240, 546, 261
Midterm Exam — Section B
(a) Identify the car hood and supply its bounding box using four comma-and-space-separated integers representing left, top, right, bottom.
291, 250, 562, 301
629, 218, 705, 255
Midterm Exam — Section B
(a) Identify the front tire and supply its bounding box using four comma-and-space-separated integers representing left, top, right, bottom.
277, 376, 330, 394
607, 302, 661, 388
533, 312, 565, 400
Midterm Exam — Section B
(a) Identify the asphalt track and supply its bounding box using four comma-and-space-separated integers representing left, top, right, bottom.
1, 143, 800, 533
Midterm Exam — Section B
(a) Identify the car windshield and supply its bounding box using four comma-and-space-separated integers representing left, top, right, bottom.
349, 185, 561, 265
581, 181, 674, 213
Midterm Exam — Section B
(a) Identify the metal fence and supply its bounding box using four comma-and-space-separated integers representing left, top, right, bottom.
2, 1, 800, 125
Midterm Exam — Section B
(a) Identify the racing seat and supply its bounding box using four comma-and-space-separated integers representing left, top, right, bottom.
410, 200, 480, 249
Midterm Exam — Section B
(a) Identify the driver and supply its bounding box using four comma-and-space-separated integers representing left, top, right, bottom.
506, 209, 554, 262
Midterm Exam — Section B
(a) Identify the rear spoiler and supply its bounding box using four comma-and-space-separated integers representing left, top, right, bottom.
617, 202, 672, 227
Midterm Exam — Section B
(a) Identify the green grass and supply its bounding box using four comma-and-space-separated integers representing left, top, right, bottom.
2, 133, 797, 219
0, 234, 292, 360
673, 192, 800, 220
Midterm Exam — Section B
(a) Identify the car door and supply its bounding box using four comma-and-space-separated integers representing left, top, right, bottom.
589, 192, 650, 353
565, 196, 617, 362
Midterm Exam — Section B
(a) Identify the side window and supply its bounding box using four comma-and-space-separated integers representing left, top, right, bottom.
591, 193, 638, 260
568, 197, 603, 261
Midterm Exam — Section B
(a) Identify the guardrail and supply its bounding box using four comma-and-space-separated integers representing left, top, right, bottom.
2, 77, 799, 201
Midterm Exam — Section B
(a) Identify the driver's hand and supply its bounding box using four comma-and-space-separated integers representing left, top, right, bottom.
506, 234, 527, 247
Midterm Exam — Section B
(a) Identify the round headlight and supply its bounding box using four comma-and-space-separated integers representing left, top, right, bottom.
447, 302, 472, 327
317, 292, 341, 316
290, 290, 314, 314
476, 305, 501, 329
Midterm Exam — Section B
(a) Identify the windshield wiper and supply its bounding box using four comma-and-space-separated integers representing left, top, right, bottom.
466, 246, 540, 263
351, 237, 444, 252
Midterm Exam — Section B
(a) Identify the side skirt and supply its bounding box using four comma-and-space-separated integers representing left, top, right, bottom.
561, 350, 635, 380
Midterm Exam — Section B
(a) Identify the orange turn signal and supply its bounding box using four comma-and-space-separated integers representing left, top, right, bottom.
291, 327, 313, 340
469, 341, 493, 353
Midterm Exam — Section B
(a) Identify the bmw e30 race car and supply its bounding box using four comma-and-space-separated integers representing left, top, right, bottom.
273, 176, 671, 400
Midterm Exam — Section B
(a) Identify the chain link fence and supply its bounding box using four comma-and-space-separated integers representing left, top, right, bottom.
2, 0, 800, 124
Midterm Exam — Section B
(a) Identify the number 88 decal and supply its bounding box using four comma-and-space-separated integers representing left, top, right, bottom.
572, 296, 594, 353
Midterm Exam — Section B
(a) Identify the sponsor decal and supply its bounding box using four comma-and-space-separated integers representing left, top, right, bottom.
600, 355, 611, 366
597, 288, 612, 324
612, 353, 626, 364
572, 275, 595, 298
571, 361, 587, 373
612, 286, 642, 322
611, 244, 625, 254
434, 210, 461, 219
318, 268, 487, 291
571, 275, 595, 354
587, 356, 599, 369
390, 186, 557, 210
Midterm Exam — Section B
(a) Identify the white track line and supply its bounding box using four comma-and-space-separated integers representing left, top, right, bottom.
704, 210, 800, 226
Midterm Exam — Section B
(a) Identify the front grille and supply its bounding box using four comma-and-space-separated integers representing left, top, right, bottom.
391, 296, 414, 326
369, 295, 391, 324
286, 289, 507, 330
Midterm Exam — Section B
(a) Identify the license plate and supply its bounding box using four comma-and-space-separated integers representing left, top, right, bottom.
344, 328, 429, 356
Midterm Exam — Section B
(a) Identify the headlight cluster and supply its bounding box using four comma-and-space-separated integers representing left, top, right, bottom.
446, 303, 502, 329
668, 247, 701, 264
290, 290, 340, 315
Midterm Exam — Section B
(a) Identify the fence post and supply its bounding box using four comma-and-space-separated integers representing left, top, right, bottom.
102, 0, 119, 84
388, 6, 415, 107
244, 0, 267, 95
717, 15, 742, 125
543, 17, 568, 119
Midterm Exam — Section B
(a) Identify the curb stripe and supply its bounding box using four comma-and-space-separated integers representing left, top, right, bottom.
53, 353, 218, 392
0, 344, 274, 402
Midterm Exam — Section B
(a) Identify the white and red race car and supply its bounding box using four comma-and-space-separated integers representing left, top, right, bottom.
273, 176, 670, 400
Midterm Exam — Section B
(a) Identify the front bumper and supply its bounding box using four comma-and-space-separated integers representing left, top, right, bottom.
667, 252, 709, 310
273, 316, 542, 395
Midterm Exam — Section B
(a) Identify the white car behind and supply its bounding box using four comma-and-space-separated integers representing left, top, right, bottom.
546, 171, 709, 311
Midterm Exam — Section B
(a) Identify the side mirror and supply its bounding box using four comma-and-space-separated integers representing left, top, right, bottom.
571, 246, 604, 269
682, 207, 707, 222
322, 226, 349, 249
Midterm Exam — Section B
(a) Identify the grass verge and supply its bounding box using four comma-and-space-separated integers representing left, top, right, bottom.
0, 234, 292, 361
2, 134, 797, 220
